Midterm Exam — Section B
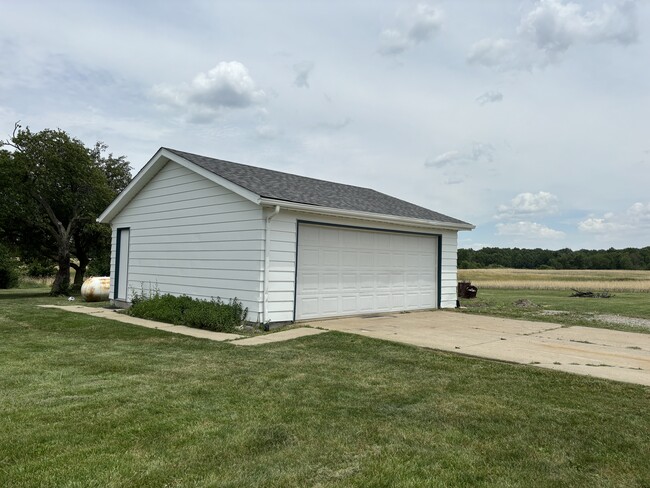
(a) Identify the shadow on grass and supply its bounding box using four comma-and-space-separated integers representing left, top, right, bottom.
0, 289, 51, 300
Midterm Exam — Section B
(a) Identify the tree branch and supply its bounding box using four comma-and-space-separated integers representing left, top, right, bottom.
32, 191, 66, 242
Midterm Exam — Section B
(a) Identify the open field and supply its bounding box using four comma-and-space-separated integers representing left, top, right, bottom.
2, 290, 650, 487
459, 268, 650, 292
459, 289, 650, 333
457, 269, 650, 333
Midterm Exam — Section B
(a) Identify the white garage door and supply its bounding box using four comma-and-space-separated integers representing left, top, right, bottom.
295, 224, 438, 320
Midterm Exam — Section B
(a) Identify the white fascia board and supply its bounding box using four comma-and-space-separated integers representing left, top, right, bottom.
97, 148, 262, 224
260, 198, 475, 231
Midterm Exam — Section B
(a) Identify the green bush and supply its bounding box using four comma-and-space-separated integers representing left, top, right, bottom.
127, 293, 247, 332
184, 298, 247, 333
127, 294, 193, 325
0, 244, 20, 289
26, 259, 57, 278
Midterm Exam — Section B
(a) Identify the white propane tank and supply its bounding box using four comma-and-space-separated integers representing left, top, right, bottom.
81, 277, 111, 302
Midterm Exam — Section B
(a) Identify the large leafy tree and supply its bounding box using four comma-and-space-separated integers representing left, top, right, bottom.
70, 143, 132, 287
0, 124, 132, 294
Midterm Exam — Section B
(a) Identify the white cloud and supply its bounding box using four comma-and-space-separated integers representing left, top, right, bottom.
468, 0, 638, 70
497, 221, 566, 239
425, 142, 494, 168
476, 90, 504, 105
520, 0, 637, 50
293, 61, 314, 88
579, 202, 650, 234
496, 191, 559, 219
379, 3, 443, 56
152, 61, 265, 122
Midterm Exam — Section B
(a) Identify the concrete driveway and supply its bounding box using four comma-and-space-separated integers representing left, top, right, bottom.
317, 311, 650, 386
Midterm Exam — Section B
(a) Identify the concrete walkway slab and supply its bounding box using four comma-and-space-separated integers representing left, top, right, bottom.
231, 327, 327, 346
39, 305, 243, 341
317, 311, 650, 386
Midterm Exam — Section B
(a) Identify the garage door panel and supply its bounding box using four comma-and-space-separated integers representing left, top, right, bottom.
391, 272, 405, 286
302, 273, 319, 291
359, 295, 374, 311
391, 253, 405, 267
377, 273, 391, 289
301, 297, 319, 316
341, 231, 358, 247
406, 293, 421, 307
359, 273, 374, 289
321, 296, 339, 314
406, 272, 419, 288
341, 273, 357, 290
321, 250, 339, 266
301, 249, 319, 266
358, 253, 373, 267
375, 294, 391, 310
296, 224, 437, 319
341, 296, 358, 312
300, 225, 320, 244
321, 228, 339, 246
321, 273, 339, 291
341, 251, 357, 266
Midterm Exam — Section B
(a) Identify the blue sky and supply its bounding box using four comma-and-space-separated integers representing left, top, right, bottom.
1, 0, 648, 249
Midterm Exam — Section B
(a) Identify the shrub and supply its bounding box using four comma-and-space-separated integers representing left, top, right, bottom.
184, 298, 248, 333
127, 293, 248, 332
127, 294, 193, 325
26, 259, 57, 278
0, 244, 20, 289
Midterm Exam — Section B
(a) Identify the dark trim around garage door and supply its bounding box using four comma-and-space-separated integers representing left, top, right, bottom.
293, 220, 443, 322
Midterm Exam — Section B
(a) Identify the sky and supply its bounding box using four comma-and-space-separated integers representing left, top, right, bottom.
1, 0, 649, 250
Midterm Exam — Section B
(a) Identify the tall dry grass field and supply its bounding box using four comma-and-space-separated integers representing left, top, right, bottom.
458, 268, 650, 292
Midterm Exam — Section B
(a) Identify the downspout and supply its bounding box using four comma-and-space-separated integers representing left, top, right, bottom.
263, 205, 281, 327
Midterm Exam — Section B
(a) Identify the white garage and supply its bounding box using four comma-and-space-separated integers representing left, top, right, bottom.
98, 148, 474, 323
296, 223, 438, 319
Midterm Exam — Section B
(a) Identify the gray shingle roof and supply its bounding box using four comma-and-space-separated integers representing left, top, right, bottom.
166, 148, 471, 226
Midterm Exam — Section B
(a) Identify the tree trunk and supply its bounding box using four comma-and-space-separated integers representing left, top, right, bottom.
50, 233, 72, 296
51, 254, 71, 295
72, 256, 89, 290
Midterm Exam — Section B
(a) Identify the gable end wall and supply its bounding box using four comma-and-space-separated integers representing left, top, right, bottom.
109, 161, 264, 318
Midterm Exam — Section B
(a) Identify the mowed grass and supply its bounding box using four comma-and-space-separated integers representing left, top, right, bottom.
459, 268, 650, 292
2, 291, 650, 487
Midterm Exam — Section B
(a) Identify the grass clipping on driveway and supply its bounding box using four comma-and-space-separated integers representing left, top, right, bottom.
2, 290, 650, 487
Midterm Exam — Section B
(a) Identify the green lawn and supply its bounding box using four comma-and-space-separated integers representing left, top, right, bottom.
2, 290, 650, 487
459, 288, 650, 333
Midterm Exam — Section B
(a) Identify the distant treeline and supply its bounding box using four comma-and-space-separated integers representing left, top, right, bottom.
458, 247, 650, 270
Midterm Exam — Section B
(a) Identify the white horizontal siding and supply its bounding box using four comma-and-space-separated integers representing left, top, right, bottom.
439, 230, 458, 308
265, 212, 298, 322
110, 161, 264, 316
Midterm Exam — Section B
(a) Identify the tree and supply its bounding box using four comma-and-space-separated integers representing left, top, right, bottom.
70, 143, 132, 287
0, 124, 131, 294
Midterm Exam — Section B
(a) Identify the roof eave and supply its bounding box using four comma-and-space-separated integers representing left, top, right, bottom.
260, 198, 475, 231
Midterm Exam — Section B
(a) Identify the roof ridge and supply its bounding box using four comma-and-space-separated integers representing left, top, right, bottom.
165, 147, 377, 192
